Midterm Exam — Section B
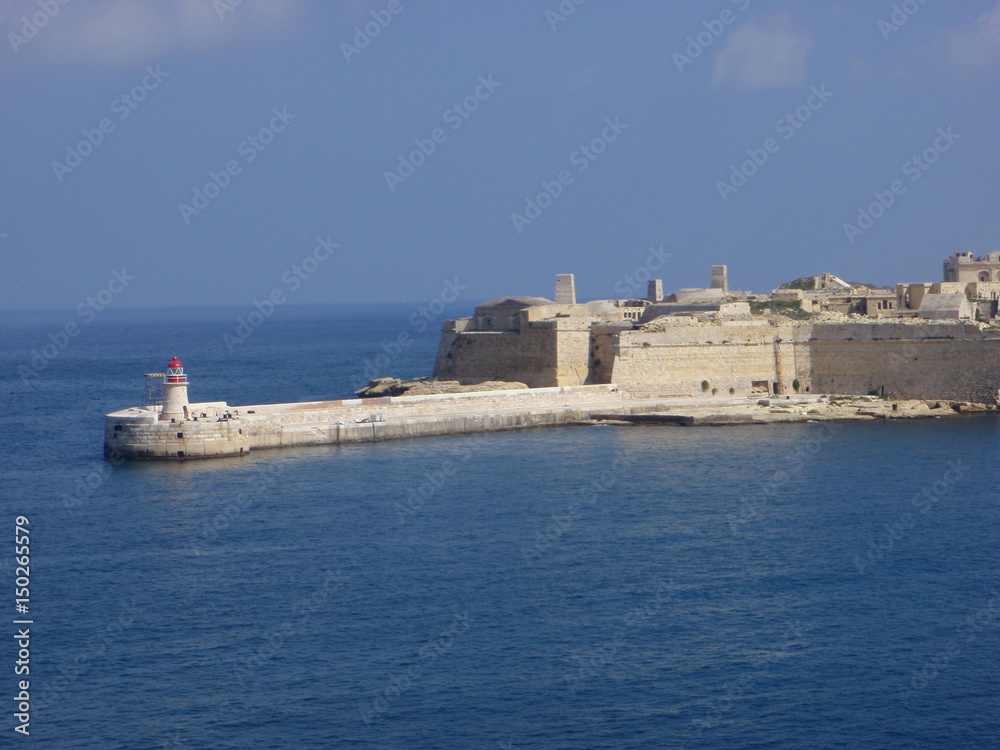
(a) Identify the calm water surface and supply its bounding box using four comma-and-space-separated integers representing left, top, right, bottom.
1, 305, 998, 749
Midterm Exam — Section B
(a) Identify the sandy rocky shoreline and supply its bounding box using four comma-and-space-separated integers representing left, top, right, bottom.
356, 377, 997, 427
588, 395, 998, 427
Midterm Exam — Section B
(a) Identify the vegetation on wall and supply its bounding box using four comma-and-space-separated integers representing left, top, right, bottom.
777, 277, 816, 291
748, 300, 814, 320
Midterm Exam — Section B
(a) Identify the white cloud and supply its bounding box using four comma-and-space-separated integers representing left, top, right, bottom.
948, 1, 1000, 70
5, 0, 301, 66
713, 18, 812, 91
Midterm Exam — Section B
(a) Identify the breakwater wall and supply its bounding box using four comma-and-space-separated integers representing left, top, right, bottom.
105, 384, 627, 459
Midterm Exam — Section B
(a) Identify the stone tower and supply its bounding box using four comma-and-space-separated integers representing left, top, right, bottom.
555, 274, 576, 304
711, 265, 728, 293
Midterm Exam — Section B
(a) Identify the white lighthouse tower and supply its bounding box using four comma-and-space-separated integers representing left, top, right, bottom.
159, 356, 190, 421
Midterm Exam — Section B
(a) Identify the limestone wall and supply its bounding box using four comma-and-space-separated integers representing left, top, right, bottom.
106, 384, 626, 459
104, 412, 250, 459
606, 320, 811, 398
433, 325, 590, 387
808, 322, 1000, 401
590, 328, 619, 384
435, 314, 1000, 402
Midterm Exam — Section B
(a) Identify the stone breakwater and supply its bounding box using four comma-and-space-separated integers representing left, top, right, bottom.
105, 386, 994, 461
104, 384, 629, 460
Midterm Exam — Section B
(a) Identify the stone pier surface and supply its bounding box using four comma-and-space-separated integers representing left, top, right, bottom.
105, 385, 995, 460
104, 384, 630, 460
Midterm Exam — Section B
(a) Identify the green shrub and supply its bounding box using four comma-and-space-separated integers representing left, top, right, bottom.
701, 380, 710, 392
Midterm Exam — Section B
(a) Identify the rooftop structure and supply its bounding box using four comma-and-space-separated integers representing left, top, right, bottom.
944, 252, 1000, 283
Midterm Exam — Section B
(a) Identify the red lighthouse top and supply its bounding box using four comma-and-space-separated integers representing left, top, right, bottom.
166, 356, 187, 383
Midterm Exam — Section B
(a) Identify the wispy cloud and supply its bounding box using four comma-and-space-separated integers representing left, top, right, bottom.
4, 0, 301, 66
947, 1, 1000, 70
713, 17, 812, 91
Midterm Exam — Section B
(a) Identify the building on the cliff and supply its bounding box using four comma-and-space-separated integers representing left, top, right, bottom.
433, 264, 1000, 401
896, 281, 992, 320
916, 293, 975, 320
786, 258, 1000, 322
944, 251, 1000, 283
772, 273, 897, 316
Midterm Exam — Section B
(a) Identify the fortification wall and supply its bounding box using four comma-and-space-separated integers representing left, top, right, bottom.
605, 319, 1000, 401
590, 328, 619, 384
554, 326, 592, 385
104, 413, 250, 459
606, 320, 810, 398
433, 326, 590, 387
808, 322, 1000, 401
434, 315, 1000, 402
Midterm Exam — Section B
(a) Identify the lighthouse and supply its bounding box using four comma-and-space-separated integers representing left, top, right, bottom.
160, 356, 190, 421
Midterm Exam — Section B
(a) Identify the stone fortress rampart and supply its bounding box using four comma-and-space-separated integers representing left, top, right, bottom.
433, 258, 1000, 404
106, 253, 1000, 459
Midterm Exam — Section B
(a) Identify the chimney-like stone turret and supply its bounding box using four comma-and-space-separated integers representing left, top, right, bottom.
555, 273, 576, 304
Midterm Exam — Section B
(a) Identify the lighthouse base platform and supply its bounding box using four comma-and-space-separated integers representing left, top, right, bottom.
104, 385, 630, 460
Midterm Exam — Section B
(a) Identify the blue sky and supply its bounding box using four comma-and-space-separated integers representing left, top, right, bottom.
1, 0, 998, 310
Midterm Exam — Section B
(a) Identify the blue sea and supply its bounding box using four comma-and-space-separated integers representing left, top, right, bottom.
1, 304, 998, 749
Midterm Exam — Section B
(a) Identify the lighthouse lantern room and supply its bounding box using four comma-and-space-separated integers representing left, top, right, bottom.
159, 356, 190, 421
